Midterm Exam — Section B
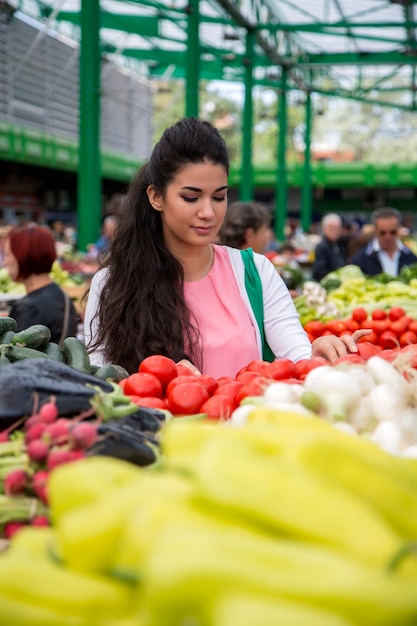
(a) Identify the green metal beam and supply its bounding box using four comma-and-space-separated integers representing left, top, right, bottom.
77, 0, 101, 253
240, 29, 255, 201
275, 67, 288, 242
185, 0, 200, 116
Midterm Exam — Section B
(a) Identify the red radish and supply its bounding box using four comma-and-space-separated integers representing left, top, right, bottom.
31, 515, 49, 527
27, 439, 50, 464
44, 419, 71, 445
47, 448, 84, 470
70, 422, 98, 450
38, 401, 59, 423
24, 414, 42, 430
4, 522, 27, 539
0, 431, 9, 442
25, 422, 46, 444
32, 470, 49, 505
4, 469, 30, 496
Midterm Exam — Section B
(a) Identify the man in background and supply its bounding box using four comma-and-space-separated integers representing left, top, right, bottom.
349, 207, 417, 277
311, 213, 346, 281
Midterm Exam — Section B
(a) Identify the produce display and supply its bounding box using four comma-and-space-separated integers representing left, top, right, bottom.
294, 263, 417, 324
0, 412, 416, 624
1, 312, 417, 624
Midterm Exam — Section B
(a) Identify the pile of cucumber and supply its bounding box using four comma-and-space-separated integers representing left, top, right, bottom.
0, 317, 128, 383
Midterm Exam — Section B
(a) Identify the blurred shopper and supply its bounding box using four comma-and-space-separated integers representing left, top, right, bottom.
217, 201, 272, 253
3, 224, 78, 343
311, 213, 346, 281
349, 207, 417, 277
95, 216, 119, 254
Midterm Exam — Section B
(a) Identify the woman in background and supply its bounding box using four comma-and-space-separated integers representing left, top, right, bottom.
3, 224, 78, 344
217, 200, 272, 253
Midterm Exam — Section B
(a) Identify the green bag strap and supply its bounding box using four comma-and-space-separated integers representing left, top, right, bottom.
240, 248, 275, 363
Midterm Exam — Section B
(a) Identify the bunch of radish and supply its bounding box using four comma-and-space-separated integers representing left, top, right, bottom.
0, 399, 100, 539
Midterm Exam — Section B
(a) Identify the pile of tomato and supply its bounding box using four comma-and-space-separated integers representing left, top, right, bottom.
304, 306, 417, 350
118, 339, 417, 419
118, 354, 330, 421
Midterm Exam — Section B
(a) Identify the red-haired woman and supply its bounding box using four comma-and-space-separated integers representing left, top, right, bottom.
4, 224, 78, 344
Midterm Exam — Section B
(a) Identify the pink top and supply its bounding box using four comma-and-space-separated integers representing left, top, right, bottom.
184, 245, 260, 378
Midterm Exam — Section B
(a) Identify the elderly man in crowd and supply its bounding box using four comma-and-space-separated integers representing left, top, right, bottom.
312, 213, 347, 282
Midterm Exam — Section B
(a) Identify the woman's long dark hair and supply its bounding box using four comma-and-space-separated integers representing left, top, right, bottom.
87, 117, 230, 374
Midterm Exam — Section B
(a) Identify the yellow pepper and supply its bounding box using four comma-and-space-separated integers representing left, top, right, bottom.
0, 527, 138, 626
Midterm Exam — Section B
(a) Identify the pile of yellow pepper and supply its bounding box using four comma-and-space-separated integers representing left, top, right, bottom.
0, 409, 417, 625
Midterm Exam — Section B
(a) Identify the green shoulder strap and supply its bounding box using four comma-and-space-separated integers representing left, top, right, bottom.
240, 248, 275, 363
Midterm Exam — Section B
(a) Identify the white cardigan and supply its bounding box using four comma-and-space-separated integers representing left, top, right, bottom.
84, 246, 313, 367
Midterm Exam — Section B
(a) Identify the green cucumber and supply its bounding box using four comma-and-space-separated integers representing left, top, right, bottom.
6, 345, 54, 362
94, 364, 130, 383
42, 342, 66, 363
62, 337, 92, 374
12, 324, 51, 350
0, 330, 15, 345
0, 355, 10, 366
0, 317, 17, 334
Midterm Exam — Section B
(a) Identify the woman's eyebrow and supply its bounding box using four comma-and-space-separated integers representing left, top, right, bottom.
180, 185, 228, 192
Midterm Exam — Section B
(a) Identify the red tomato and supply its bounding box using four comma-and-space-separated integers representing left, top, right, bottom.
236, 371, 261, 385
168, 382, 209, 415
389, 307, 406, 321
390, 316, 410, 336
344, 319, 360, 333
195, 375, 219, 396
262, 359, 297, 381
370, 319, 390, 335
378, 349, 398, 363
124, 372, 163, 398
176, 364, 196, 376
325, 320, 347, 336
200, 394, 235, 420
408, 319, 417, 334
379, 330, 400, 350
399, 330, 417, 347
236, 377, 270, 404
166, 375, 203, 398
293, 357, 328, 380
304, 320, 327, 338
246, 359, 269, 373
333, 353, 366, 366
129, 395, 168, 410
356, 342, 381, 360
351, 307, 368, 323
360, 319, 374, 330
139, 355, 178, 389
214, 380, 244, 401
371, 309, 387, 321
217, 376, 235, 386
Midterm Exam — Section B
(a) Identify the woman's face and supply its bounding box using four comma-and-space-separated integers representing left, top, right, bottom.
148, 161, 228, 254
3, 239, 20, 282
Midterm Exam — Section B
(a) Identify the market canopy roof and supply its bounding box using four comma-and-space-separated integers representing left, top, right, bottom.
14, 0, 417, 110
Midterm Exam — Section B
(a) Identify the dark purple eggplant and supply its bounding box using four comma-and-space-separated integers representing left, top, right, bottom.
0, 358, 113, 429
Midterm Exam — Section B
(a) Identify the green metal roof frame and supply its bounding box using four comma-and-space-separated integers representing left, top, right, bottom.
8, 0, 417, 249
26, 0, 417, 109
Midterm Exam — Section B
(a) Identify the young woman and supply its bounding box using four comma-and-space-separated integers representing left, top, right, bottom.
84, 117, 367, 378
4, 224, 78, 344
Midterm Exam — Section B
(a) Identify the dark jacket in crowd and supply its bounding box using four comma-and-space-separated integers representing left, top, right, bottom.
349, 241, 417, 276
312, 238, 346, 282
